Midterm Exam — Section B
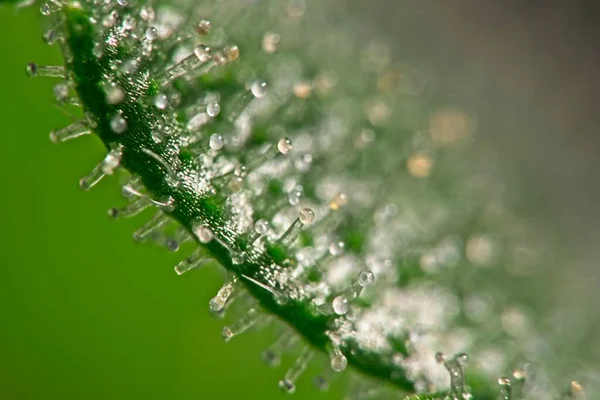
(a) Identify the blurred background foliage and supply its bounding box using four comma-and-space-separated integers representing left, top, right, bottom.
1, 1, 599, 399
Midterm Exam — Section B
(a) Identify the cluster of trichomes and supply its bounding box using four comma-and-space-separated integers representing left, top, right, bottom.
22, 0, 590, 398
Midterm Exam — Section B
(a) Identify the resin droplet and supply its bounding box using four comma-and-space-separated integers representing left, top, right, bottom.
329, 347, 347, 372
357, 270, 375, 287
280, 208, 315, 246
248, 219, 270, 244
110, 114, 127, 134
209, 278, 237, 313
105, 83, 125, 104
438, 353, 469, 399
329, 192, 348, 210
145, 27, 158, 41
209, 133, 224, 150
154, 93, 168, 109
193, 225, 214, 244
261, 333, 296, 367
49, 121, 92, 144
299, 208, 315, 224
278, 346, 314, 394
222, 308, 260, 342
206, 101, 221, 117
174, 250, 207, 275
79, 146, 123, 191
25, 63, 65, 78
108, 197, 149, 219
132, 212, 170, 242
332, 295, 349, 315
195, 19, 212, 36
251, 80, 268, 98
277, 137, 293, 154
498, 377, 512, 400
329, 241, 345, 257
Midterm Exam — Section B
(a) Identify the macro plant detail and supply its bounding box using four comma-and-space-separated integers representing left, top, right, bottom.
11, 0, 593, 398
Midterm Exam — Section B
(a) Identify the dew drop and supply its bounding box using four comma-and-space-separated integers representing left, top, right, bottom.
206, 101, 221, 117
332, 295, 349, 315
154, 93, 168, 109
299, 208, 315, 224
209, 133, 224, 150
251, 80, 268, 98
105, 84, 125, 104
110, 114, 127, 134
277, 137, 293, 154
357, 270, 375, 287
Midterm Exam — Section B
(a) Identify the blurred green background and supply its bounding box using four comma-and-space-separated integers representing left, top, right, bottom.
0, 6, 345, 400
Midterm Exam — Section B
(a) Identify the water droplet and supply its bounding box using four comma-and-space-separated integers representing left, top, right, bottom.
329, 241, 345, 257
299, 208, 314, 224
209, 133, 224, 150
145, 27, 158, 41
277, 137, 293, 154
357, 270, 375, 287
251, 80, 268, 98
110, 114, 127, 134
206, 101, 220, 117
332, 295, 349, 315
154, 93, 168, 109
